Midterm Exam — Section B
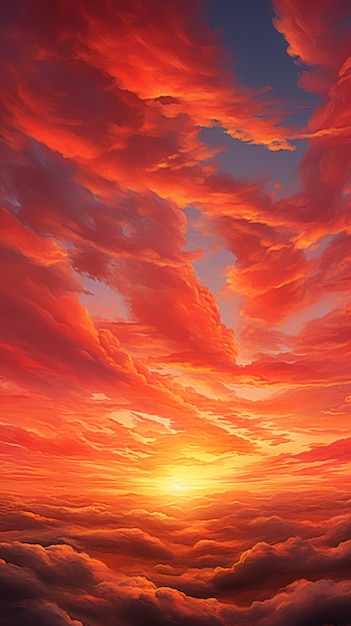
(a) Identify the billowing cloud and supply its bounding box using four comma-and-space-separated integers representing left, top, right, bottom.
1, 0, 351, 624
2, 533, 351, 626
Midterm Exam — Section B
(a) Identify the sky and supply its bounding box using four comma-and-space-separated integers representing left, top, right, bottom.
1, 0, 351, 624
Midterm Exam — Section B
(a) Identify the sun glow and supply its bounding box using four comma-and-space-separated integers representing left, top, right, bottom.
153, 465, 217, 498
170, 478, 189, 493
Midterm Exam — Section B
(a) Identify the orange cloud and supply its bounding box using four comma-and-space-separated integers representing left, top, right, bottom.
1, 1, 351, 623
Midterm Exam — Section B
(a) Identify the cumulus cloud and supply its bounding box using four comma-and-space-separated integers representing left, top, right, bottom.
1, 538, 351, 626
1, 1, 351, 624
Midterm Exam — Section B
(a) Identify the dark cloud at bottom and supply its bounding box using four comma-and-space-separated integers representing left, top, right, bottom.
1, 491, 351, 626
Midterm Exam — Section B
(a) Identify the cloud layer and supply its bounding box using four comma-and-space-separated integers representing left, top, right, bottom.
1, 0, 351, 624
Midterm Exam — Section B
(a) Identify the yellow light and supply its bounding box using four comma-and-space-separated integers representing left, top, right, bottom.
155, 468, 211, 498
171, 478, 187, 493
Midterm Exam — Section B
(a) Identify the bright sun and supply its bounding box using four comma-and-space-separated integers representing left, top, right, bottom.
151, 454, 229, 498
158, 470, 209, 497
171, 478, 187, 493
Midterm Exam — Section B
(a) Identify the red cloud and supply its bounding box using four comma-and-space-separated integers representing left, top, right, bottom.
272, 0, 350, 81
1, 4, 351, 624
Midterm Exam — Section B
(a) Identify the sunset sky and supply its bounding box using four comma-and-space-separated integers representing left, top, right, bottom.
1, 0, 351, 624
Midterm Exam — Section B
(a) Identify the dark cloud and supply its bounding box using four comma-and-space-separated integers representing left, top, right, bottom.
67, 527, 174, 560
1, 541, 351, 626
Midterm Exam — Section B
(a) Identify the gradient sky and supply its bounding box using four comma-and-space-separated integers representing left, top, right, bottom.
1, 1, 351, 625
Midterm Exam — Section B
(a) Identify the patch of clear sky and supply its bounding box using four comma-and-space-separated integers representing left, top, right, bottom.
202, 0, 318, 192
187, 0, 325, 335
